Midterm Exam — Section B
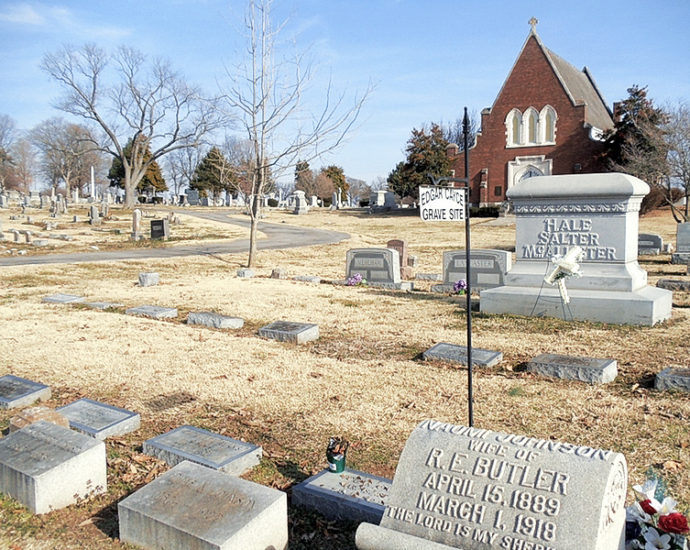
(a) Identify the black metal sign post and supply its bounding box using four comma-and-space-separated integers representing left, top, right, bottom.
423, 107, 474, 427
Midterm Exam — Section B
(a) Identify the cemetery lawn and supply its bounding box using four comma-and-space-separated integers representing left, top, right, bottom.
0, 206, 689, 549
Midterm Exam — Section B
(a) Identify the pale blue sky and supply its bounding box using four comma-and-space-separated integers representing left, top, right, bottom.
1, 0, 689, 185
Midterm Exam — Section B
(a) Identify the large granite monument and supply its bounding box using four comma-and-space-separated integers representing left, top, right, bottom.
480, 173, 671, 325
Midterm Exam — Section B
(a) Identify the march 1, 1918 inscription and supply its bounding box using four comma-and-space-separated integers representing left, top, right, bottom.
356, 420, 627, 550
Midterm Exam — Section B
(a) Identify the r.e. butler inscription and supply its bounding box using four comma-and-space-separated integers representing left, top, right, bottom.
357, 420, 627, 550
522, 218, 617, 261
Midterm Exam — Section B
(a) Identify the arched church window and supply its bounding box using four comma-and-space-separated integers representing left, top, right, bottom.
505, 109, 522, 146
524, 108, 538, 144
540, 105, 557, 143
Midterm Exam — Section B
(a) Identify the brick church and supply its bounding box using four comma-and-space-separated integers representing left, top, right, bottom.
448, 19, 614, 207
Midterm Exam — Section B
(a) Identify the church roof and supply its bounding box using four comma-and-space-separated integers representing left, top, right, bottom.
492, 24, 614, 133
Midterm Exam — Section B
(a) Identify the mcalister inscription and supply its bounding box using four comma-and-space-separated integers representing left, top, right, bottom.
355, 420, 627, 550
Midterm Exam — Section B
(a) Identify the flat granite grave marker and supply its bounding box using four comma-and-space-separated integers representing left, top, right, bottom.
527, 353, 618, 384
292, 468, 391, 524
258, 320, 319, 344
57, 398, 140, 439
355, 419, 627, 550
422, 343, 503, 368
83, 301, 124, 310
118, 460, 287, 550
0, 375, 51, 409
0, 421, 106, 514
125, 305, 178, 319
143, 425, 261, 475
655, 367, 690, 393
187, 311, 244, 329
42, 293, 85, 304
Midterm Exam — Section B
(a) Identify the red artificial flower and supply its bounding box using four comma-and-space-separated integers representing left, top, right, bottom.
640, 499, 658, 515
658, 512, 690, 534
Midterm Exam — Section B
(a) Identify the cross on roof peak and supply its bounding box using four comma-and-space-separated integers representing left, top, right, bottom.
529, 17, 539, 32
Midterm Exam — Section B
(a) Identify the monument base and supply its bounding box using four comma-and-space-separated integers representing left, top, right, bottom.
480, 285, 672, 326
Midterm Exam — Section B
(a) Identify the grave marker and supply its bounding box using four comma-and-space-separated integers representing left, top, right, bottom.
433, 249, 512, 292
9, 406, 69, 432
346, 248, 412, 289
131, 208, 142, 241
672, 223, 690, 264
655, 367, 690, 393
292, 468, 391, 525
481, 174, 672, 325
527, 353, 618, 384
125, 305, 178, 319
423, 343, 502, 368
138, 272, 160, 287
57, 398, 141, 439
150, 218, 170, 240
0, 375, 51, 408
0, 421, 106, 514
118, 461, 287, 550
637, 233, 663, 255
143, 425, 261, 475
187, 311, 244, 329
42, 293, 85, 304
258, 320, 319, 344
355, 420, 627, 550
387, 239, 414, 279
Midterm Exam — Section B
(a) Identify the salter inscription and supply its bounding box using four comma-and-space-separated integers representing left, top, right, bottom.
357, 420, 627, 550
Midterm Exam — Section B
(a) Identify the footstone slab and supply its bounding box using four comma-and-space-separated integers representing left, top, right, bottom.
655, 367, 690, 393
292, 468, 391, 524
82, 301, 124, 310
0, 375, 51, 409
125, 305, 178, 319
236, 268, 254, 278
422, 343, 502, 367
527, 353, 618, 384
42, 293, 85, 304
293, 275, 322, 284
143, 425, 261, 475
355, 419, 627, 550
57, 398, 140, 439
187, 311, 244, 329
118, 460, 287, 550
258, 321, 319, 344
0, 421, 106, 514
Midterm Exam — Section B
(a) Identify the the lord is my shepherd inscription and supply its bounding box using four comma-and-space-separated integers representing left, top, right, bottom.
346, 248, 400, 283
355, 420, 627, 550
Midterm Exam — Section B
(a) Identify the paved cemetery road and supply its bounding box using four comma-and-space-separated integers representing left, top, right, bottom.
0, 212, 350, 266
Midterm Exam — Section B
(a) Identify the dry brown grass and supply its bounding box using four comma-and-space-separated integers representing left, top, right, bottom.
0, 205, 688, 549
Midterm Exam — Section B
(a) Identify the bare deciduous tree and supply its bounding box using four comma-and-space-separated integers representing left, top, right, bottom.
220, 0, 372, 266
164, 145, 203, 198
30, 118, 104, 193
664, 101, 690, 222
0, 114, 17, 192
10, 138, 36, 193
41, 44, 221, 207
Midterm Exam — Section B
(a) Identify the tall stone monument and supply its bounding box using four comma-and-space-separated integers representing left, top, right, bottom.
481, 173, 671, 325
293, 190, 308, 215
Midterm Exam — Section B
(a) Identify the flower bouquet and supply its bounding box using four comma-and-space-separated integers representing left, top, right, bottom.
452, 278, 468, 295
346, 272, 367, 286
626, 472, 688, 550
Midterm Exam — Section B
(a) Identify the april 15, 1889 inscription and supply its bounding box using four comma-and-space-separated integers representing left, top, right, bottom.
356, 420, 627, 550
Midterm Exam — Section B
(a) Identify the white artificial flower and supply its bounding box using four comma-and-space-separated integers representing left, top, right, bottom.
627, 502, 653, 524
644, 527, 672, 550
657, 497, 678, 515
634, 479, 659, 501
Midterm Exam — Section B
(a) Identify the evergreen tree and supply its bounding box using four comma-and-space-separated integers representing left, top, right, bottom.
323, 165, 348, 201
190, 147, 235, 197
602, 85, 668, 186
108, 137, 167, 193
387, 123, 451, 199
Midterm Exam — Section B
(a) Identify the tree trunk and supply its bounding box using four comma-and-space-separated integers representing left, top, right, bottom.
247, 193, 260, 267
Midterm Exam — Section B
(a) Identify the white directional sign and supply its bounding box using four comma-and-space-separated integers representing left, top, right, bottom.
418, 186, 467, 221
